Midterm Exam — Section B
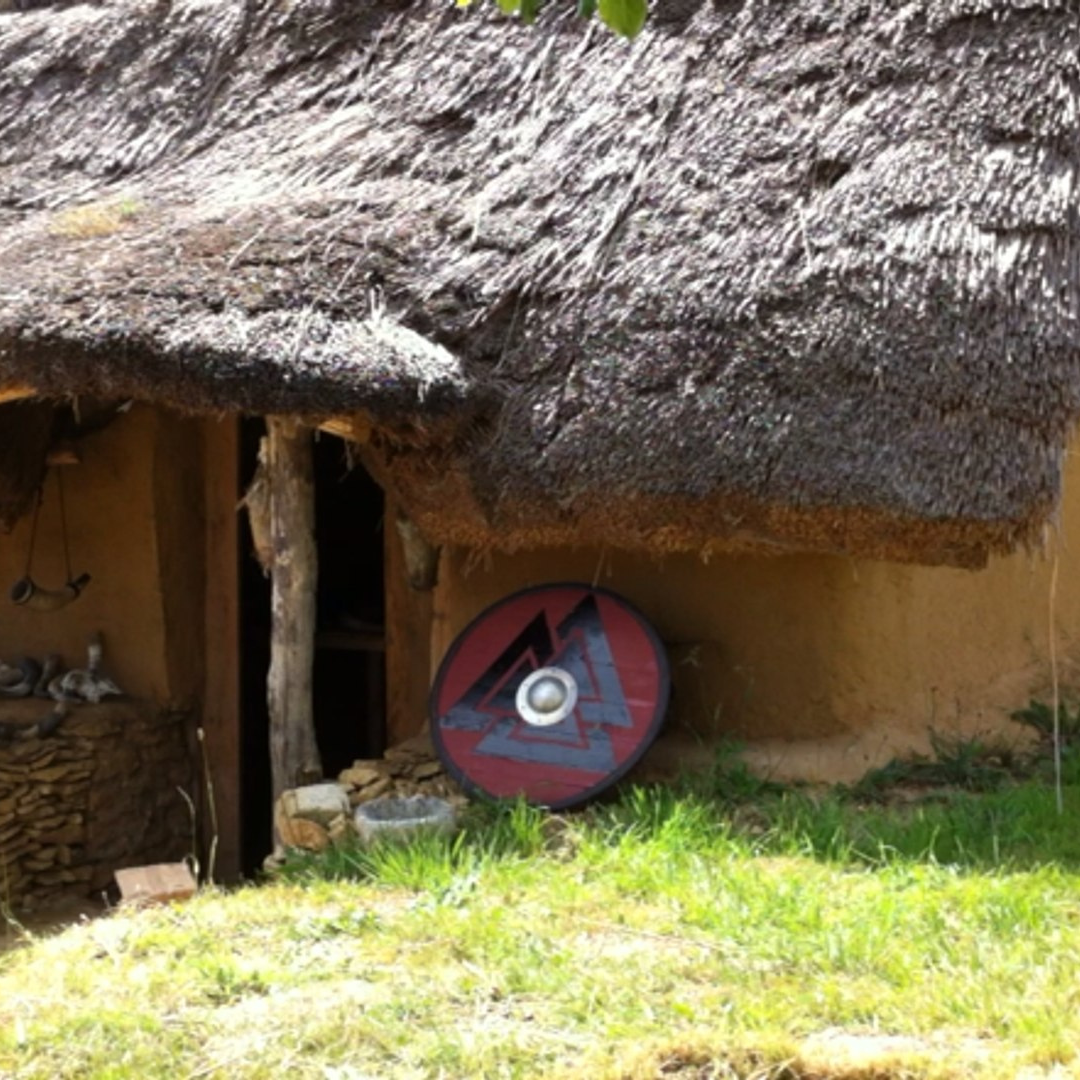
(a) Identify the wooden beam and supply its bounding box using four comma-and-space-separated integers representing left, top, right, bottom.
265, 417, 322, 814
0, 384, 36, 405
317, 415, 372, 444
202, 417, 242, 881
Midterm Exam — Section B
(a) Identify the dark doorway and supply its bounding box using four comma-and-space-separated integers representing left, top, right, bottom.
311, 432, 386, 772
237, 420, 386, 873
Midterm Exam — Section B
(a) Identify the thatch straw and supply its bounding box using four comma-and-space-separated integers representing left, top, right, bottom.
0, 0, 1077, 564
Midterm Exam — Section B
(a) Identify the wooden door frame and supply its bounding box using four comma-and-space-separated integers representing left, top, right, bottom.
199, 416, 435, 879
201, 416, 242, 881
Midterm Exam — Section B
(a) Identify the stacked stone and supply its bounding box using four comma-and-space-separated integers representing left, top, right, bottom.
339, 733, 464, 808
0, 737, 92, 902
272, 734, 465, 856
274, 784, 355, 852
0, 703, 192, 910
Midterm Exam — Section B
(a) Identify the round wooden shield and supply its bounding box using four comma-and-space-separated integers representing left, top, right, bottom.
430, 583, 670, 809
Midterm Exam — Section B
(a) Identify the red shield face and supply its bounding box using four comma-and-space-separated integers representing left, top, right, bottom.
430, 584, 670, 809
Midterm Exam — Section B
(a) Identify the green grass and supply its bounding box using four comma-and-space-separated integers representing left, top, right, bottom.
4, 777, 1080, 1078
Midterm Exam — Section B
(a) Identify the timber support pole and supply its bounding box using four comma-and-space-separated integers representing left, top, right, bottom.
266, 417, 322, 817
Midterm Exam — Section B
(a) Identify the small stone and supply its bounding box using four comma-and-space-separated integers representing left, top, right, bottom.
29, 765, 79, 784
27, 814, 67, 830
278, 816, 330, 852
339, 765, 384, 789
350, 759, 384, 772
328, 814, 355, 846
35, 825, 85, 845
348, 776, 392, 805
411, 761, 444, 781
262, 847, 287, 874
67, 716, 124, 739
33, 869, 77, 886
279, 783, 350, 826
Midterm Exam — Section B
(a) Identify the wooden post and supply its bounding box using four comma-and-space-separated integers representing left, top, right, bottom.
202, 417, 241, 881
266, 417, 322, 814
385, 495, 435, 747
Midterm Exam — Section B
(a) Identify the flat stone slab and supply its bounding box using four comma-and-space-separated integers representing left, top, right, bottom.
115, 862, 197, 906
279, 783, 350, 826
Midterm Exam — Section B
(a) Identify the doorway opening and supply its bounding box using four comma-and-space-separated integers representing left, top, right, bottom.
238, 420, 386, 872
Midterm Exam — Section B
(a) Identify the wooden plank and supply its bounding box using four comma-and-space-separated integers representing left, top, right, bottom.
0, 384, 36, 405
266, 417, 322, 811
318, 415, 372, 443
202, 417, 242, 882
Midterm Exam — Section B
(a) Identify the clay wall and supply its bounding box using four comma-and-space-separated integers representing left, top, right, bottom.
427, 446, 1080, 784
0, 406, 201, 907
0, 405, 205, 701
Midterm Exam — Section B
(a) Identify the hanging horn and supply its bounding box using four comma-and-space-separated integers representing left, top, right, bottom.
10, 572, 91, 611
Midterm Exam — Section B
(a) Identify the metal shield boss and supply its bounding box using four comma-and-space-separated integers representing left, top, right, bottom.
430, 584, 670, 809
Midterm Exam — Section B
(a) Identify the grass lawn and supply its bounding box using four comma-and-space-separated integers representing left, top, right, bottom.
3, 750, 1080, 1078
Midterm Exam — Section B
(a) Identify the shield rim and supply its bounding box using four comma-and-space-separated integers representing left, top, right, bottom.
429, 581, 671, 810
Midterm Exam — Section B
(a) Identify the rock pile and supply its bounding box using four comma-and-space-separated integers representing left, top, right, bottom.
341, 734, 463, 807
273, 733, 465, 854
0, 703, 192, 909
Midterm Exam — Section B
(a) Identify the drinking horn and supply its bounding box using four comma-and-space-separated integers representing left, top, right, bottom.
10, 572, 91, 611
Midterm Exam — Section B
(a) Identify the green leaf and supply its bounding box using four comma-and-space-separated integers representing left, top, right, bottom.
519, 0, 542, 21
597, 0, 647, 37
577, 0, 597, 17
495, 0, 521, 13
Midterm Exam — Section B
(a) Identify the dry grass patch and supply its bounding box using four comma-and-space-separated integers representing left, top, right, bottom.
49, 196, 143, 238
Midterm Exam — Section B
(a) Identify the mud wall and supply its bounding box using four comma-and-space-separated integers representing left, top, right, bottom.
0, 405, 202, 907
427, 445, 1080, 784
0, 405, 203, 702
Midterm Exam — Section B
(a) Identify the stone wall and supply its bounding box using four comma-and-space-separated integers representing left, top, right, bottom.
0, 701, 193, 910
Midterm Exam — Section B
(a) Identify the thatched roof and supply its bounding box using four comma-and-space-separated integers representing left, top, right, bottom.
0, 0, 1077, 565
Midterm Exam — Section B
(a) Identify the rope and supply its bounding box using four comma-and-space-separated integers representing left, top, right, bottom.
21, 469, 76, 584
